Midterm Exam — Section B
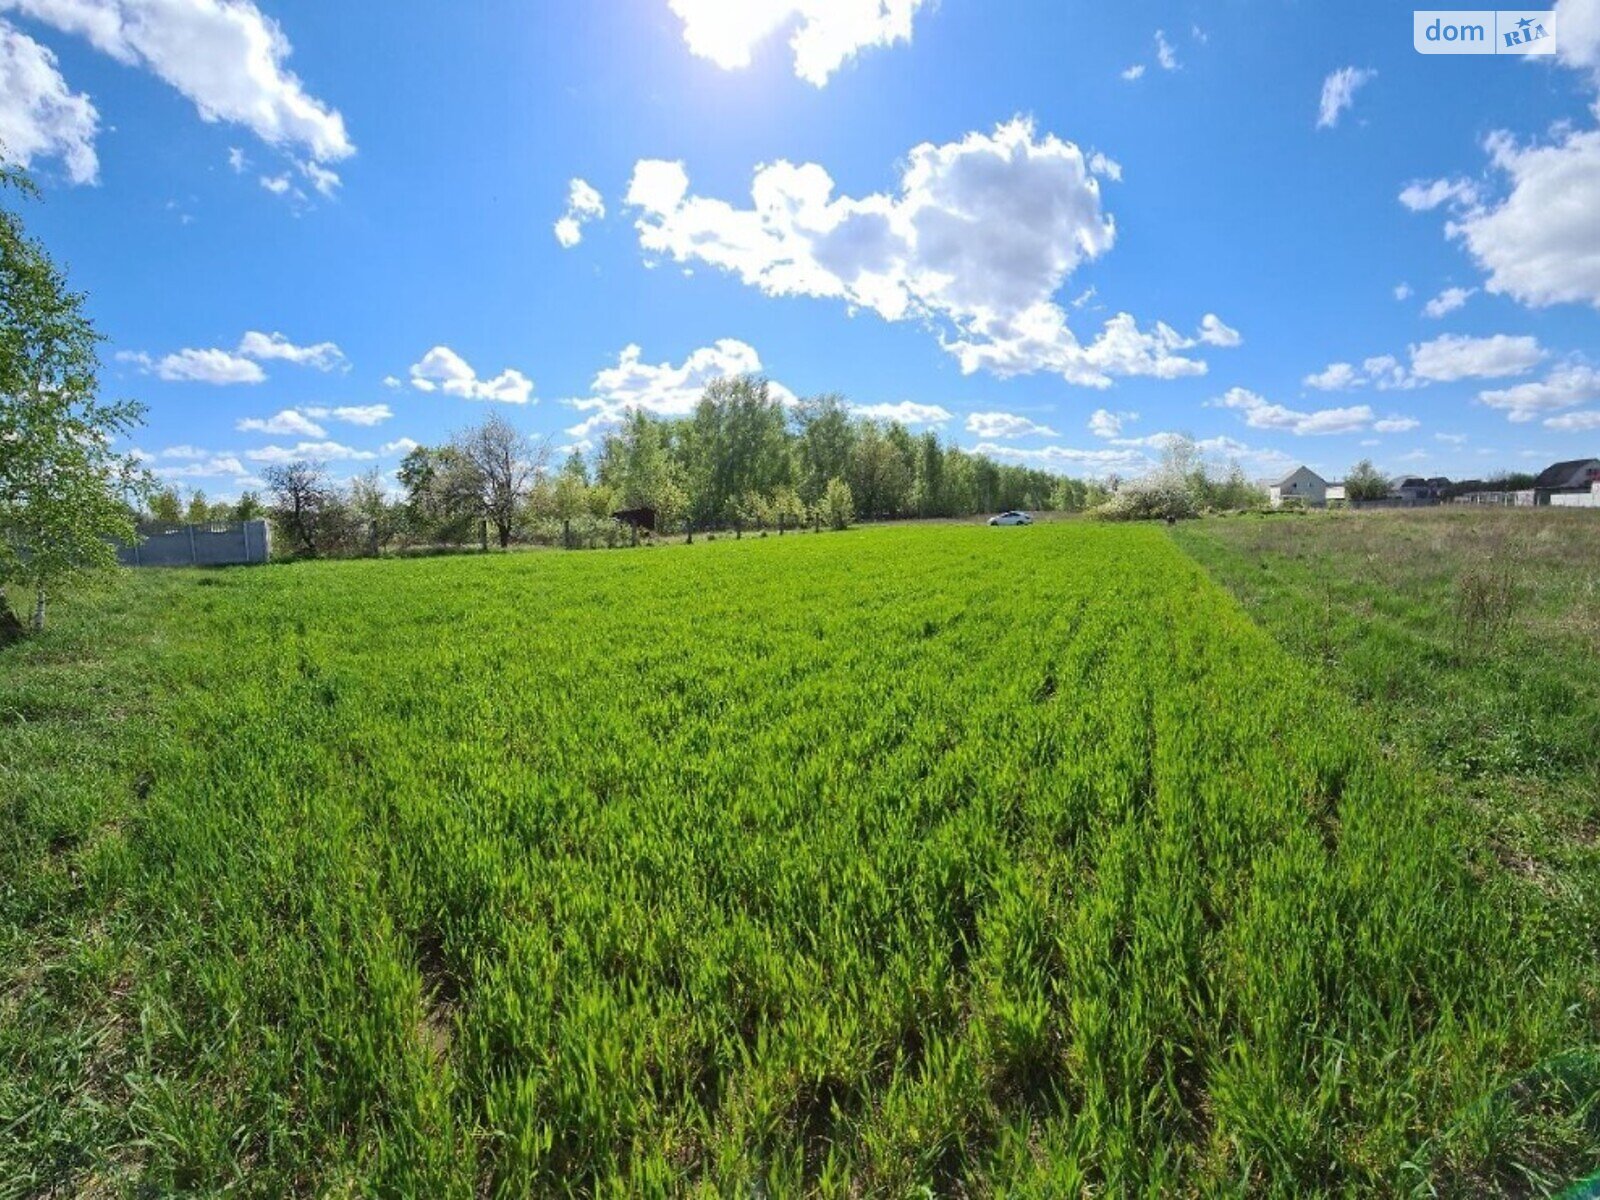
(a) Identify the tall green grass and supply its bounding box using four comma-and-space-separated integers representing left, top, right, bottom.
4, 523, 1596, 1195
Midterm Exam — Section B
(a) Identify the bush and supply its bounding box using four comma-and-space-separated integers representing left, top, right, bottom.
823, 477, 854, 530
1092, 479, 1199, 522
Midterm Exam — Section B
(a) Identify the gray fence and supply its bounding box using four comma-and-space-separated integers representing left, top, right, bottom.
117, 520, 271, 567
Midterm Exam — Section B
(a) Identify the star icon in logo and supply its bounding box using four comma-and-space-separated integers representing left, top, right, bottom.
1517, 16, 1533, 30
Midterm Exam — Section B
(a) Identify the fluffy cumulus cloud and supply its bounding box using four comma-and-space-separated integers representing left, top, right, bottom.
1087, 408, 1135, 438
1398, 177, 1480, 212
1546, 410, 1600, 430
564, 339, 790, 438
1422, 286, 1475, 318
237, 408, 324, 437
409, 345, 534, 404
553, 177, 605, 248
627, 119, 1239, 387
1317, 66, 1375, 129
115, 329, 346, 384
1443, 129, 1600, 309
964, 411, 1058, 439
237, 330, 347, 371
236, 404, 391, 437
151, 453, 248, 479
117, 347, 265, 384
1409, 333, 1544, 381
0, 19, 98, 182
1405, 7, 1600, 311
305, 403, 391, 426
1557, 0, 1600, 70
974, 432, 1292, 480
0, 0, 352, 172
1373, 415, 1421, 433
667, 0, 925, 86
243, 440, 376, 465
1211, 386, 1376, 435
1477, 363, 1600, 422
1304, 334, 1544, 390
852, 401, 952, 425
969, 441, 1155, 475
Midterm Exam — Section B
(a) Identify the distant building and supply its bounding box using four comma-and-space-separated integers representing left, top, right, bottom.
1269, 466, 1328, 507
1532, 459, 1600, 497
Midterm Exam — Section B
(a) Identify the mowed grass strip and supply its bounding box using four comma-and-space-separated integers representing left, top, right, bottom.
3, 522, 1596, 1196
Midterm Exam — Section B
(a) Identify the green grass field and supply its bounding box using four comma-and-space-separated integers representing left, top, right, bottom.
5, 522, 1599, 1196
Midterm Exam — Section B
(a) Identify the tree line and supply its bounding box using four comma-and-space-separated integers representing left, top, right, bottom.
254, 380, 1110, 557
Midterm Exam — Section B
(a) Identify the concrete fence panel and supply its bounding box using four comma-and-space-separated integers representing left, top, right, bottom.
117, 520, 271, 567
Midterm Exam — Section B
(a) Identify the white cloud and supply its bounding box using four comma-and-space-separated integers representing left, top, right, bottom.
553, 176, 605, 248
1087, 151, 1121, 182
1394, 283, 1413, 300
974, 434, 1292, 480
853, 401, 953, 425
1120, 63, 1145, 81
1398, 177, 1480, 212
1409, 333, 1544, 381
564, 338, 787, 438
151, 455, 248, 479
1304, 361, 1362, 391
117, 347, 265, 384
1197, 313, 1242, 347
1211, 386, 1375, 435
0, 19, 98, 183
409, 345, 534, 404
1087, 408, 1135, 438
227, 145, 246, 173
1556, 0, 1600, 70
965, 411, 1058, 438
627, 120, 1237, 388
0, 0, 353, 163
237, 330, 346, 371
298, 157, 338, 197
970, 440, 1155, 475
1373, 416, 1421, 433
380, 436, 419, 455
1155, 29, 1178, 70
260, 173, 293, 196
116, 330, 344, 386
1445, 127, 1600, 309
1545, 409, 1600, 430
243, 440, 376, 465
1422, 286, 1475, 317
1318, 66, 1376, 129
1478, 363, 1600, 422
304, 403, 391, 426
1304, 334, 1544, 391
237, 408, 325, 437
382, 375, 402, 389
667, 0, 926, 85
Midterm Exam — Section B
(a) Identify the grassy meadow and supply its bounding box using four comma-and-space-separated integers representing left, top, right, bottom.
4, 521, 1599, 1196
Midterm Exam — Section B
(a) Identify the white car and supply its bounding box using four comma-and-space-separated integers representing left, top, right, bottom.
988, 511, 1033, 526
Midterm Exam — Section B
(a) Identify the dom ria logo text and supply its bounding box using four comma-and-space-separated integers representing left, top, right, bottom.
1414, 10, 1557, 54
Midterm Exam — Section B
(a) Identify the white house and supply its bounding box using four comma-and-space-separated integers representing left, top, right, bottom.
1269, 466, 1328, 507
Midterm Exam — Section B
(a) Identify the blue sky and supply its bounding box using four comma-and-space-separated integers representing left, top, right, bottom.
3, 0, 1599, 496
